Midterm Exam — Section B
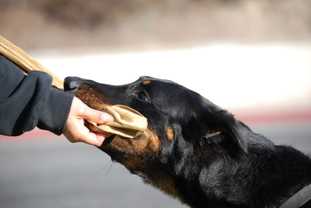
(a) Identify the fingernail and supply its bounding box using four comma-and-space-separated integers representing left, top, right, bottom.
101, 113, 113, 122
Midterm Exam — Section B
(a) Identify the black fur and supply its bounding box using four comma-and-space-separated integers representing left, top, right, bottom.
65, 76, 311, 208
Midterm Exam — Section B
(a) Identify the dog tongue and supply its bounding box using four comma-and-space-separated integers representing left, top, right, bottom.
87, 104, 148, 139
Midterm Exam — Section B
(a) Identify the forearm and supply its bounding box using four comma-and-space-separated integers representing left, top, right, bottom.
0, 55, 73, 136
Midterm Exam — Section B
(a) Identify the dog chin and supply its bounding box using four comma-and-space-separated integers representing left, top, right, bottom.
99, 132, 161, 174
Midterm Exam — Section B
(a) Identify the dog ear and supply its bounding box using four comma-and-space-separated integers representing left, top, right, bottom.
206, 109, 250, 154
223, 120, 249, 154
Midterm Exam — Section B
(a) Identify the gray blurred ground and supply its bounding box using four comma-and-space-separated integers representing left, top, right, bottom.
0, 123, 310, 208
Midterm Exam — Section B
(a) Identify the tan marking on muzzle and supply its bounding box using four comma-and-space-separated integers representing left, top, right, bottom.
75, 84, 106, 109
143, 80, 152, 85
166, 127, 175, 141
108, 129, 161, 155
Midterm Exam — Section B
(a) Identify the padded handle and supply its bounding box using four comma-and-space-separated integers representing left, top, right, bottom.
0, 35, 64, 89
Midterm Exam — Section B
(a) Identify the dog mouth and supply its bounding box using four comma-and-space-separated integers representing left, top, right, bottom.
89, 120, 161, 172
85, 120, 159, 154
70, 82, 161, 163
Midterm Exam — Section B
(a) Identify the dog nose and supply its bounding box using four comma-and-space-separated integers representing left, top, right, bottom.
64, 76, 82, 91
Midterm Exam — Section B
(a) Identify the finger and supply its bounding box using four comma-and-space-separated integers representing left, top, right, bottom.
84, 132, 105, 147
94, 134, 106, 147
78, 126, 106, 146
81, 106, 113, 124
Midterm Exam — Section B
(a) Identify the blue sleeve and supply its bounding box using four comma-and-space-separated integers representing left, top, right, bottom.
0, 55, 73, 136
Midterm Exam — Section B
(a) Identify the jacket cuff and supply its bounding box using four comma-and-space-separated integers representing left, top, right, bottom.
38, 87, 74, 135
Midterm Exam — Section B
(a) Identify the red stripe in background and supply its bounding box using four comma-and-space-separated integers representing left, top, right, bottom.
235, 108, 311, 124
0, 129, 57, 141
0, 108, 311, 141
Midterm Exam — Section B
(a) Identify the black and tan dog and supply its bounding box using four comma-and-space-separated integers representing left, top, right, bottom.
65, 76, 311, 208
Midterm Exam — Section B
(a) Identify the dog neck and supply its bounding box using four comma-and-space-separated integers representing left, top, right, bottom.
270, 146, 311, 207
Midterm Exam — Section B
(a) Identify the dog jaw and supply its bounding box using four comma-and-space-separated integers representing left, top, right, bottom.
74, 84, 161, 170
102, 129, 160, 156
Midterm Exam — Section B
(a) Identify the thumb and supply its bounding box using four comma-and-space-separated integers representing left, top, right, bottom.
81, 106, 113, 124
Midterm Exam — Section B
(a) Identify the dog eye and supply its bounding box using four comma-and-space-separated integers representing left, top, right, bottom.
136, 90, 151, 103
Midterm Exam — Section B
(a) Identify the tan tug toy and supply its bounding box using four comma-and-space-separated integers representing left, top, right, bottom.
0, 35, 148, 139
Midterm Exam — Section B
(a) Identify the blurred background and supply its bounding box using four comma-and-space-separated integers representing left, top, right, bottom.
0, 0, 311, 207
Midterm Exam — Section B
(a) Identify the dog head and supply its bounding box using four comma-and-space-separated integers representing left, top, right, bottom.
64, 76, 273, 200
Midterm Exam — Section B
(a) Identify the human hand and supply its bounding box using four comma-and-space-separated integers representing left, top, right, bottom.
63, 97, 113, 146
